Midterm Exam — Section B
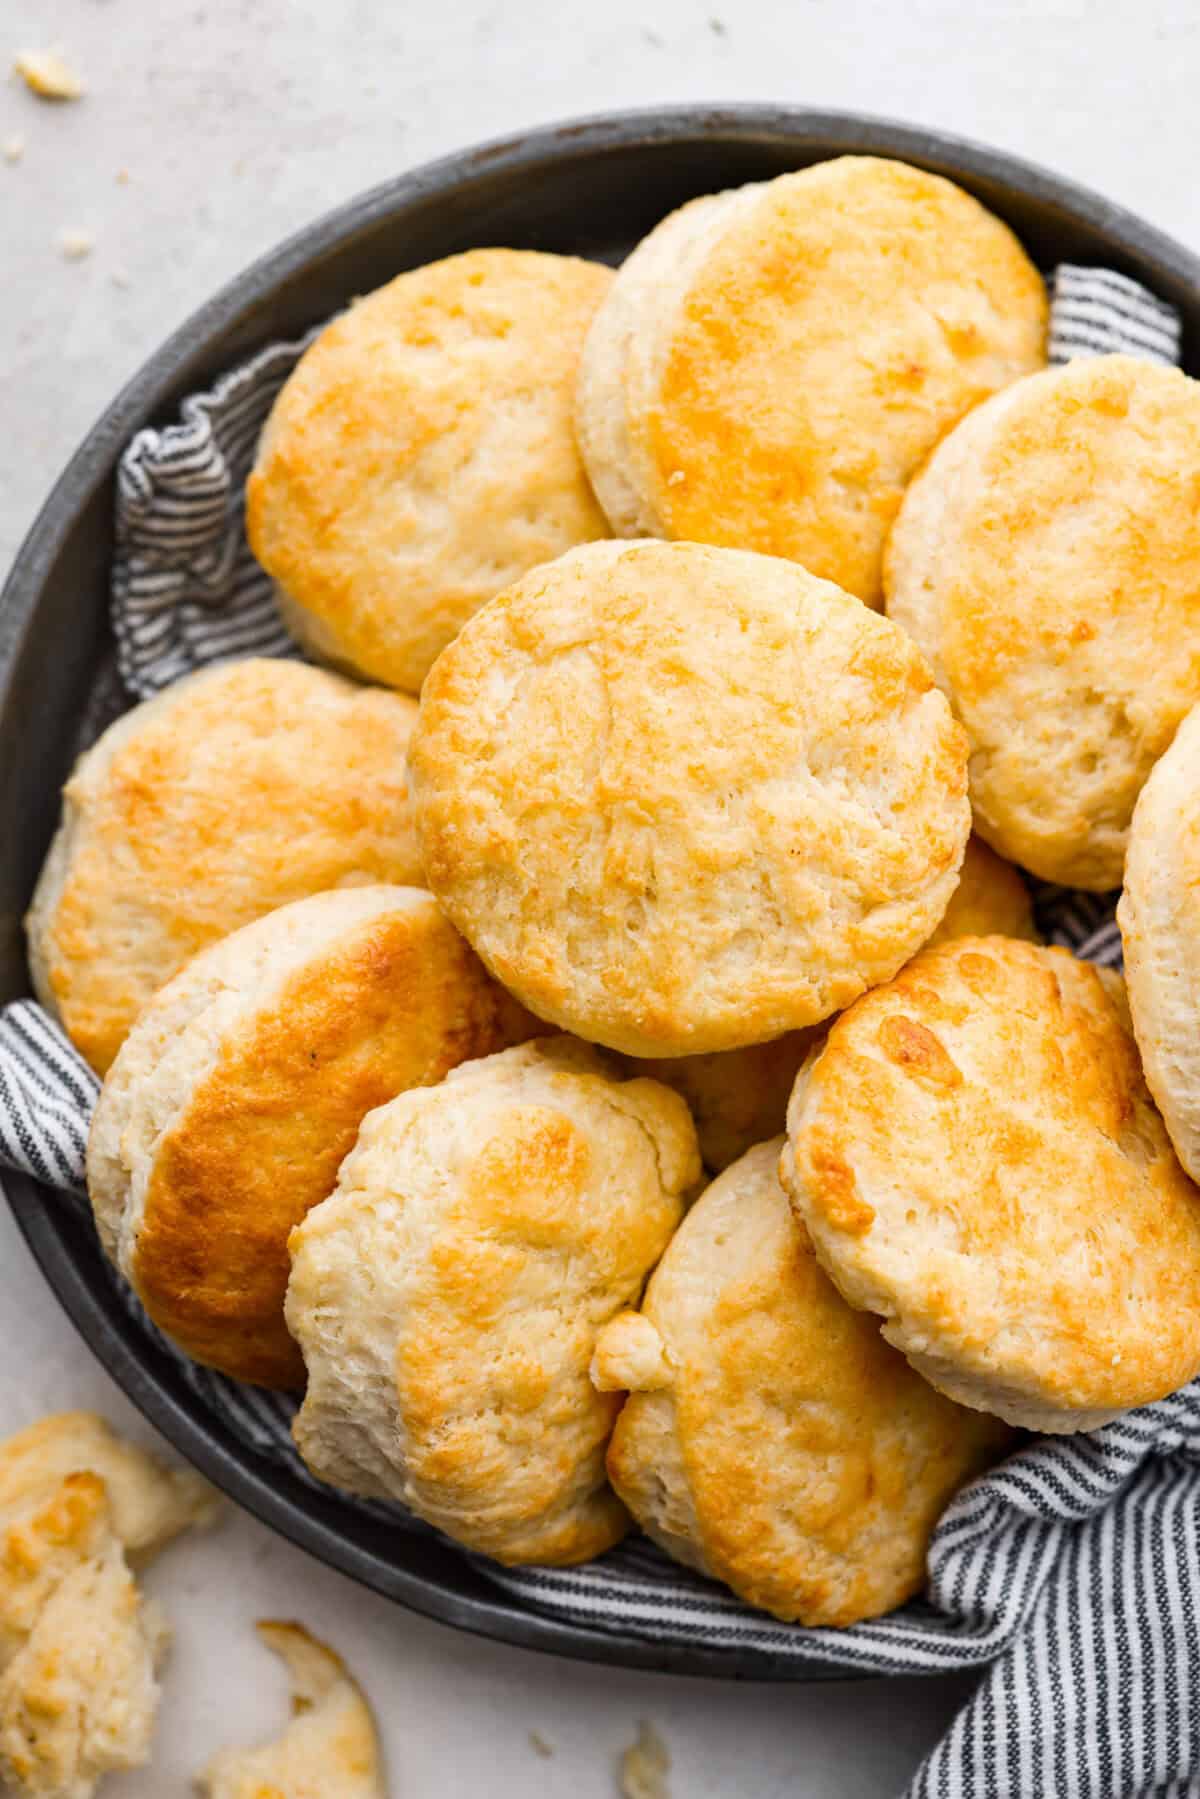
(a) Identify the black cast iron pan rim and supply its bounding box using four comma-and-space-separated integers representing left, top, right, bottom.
3, 102, 1198, 1679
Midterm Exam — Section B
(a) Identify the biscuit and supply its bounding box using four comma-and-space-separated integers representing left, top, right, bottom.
0, 1473, 116, 1668
0, 1523, 167, 1799
286, 1037, 700, 1564
0, 1412, 217, 1565
198, 1622, 384, 1799
925, 835, 1037, 948
885, 354, 1200, 888
27, 658, 422, 1073
88, 886, 535, 1387
1119, 703, 1200, 1180
576, 156, 1046, 604
781, 937, 1200, 1431
595, 1141, 1009, 1624
408, 540, 970, 1058
247, 249, 613, 693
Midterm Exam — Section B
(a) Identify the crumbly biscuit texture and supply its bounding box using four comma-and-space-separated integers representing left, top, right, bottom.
0, 1413, 217, 1564
286, 1037, 699, 1564
0, 1529, 166, 1799
782, 937, 1200, 1431
87, 886, 536, 1387
885, 355, 1200, 888
1120, 703, 1200, 1180
197, 1622, 385, 1799
26, 658, 423, 1073
409, 540, 970, 1057
247, 248, 613, 692
600, 1141, 1008, 1624
577, 157, 1046, 602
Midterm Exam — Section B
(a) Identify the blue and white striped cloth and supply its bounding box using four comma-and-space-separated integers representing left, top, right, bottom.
0, 258, 1192, 1799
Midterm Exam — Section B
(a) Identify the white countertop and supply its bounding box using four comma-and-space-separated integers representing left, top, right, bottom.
1, 2, 1195, 1792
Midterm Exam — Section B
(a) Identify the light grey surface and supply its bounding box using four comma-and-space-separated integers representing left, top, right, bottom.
0, 1, 1195, 1793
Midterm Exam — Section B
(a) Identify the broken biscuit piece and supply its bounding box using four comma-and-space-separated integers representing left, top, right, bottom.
0, 1475, 169, 1798
0, 1416, 218, 1796
0, 1414, 218, 1565
198, 1621, 386, 1798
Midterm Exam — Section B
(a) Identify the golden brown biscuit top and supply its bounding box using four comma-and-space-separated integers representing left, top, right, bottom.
409, 540, 970, 1057
247, 248, 613, 692
100, 889, 536, 1389
786, 937, 1200, 1416
604, 1140, 1008, 1626
886, 354, 1200, 889
636, 156, 1046, 603
35, 659, 421, 1073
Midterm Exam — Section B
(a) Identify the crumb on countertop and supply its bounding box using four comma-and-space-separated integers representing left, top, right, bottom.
116, 167, 129, 185
619, 1721, 671, 1799
13, 48, 84, 100
2, 134, 23, 163
59, 228, 94, 261
529, 1730, 554, 1758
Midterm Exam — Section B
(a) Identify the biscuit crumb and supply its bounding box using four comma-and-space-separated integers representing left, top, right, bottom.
2, 135, 23, 164
619, 1721, 671, 1799
529, 1729, 554, 1757
115, 167, 129, 185
13, 48, 84, 101
58, 229, 93, 261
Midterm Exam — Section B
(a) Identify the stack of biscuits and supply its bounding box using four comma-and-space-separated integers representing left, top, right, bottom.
28, 156, 1200, 1629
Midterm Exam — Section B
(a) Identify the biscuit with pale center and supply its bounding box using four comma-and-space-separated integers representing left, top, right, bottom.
594, 1140, 1010, 1624
286, 1037, 700, 1564
26, 658, 423, 1074
576, 156, 1046, 603
87, 886, 535, 1387
247, 248, 613, 692
1120, 703, 1200, 1181
781, 936, 1200, 1432
885, 354, 1200, 888
408, 540, 970, 1058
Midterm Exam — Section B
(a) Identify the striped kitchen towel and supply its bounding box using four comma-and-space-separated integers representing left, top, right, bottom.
0, 259, 1192, 1799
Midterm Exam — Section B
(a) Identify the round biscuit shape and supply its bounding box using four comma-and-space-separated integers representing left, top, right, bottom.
86, 886, 535, 1387
576, 156, 1046, 604
246, 249, 613, 693
781, 936, 1200, 1432
407, 539, 971, 1058
285, 1037, 701, 1564
885, 354, 1200, 889
1119, 703, 1200, 1181
596, 1140, 1010, 1625
26, 658, 422, 1074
